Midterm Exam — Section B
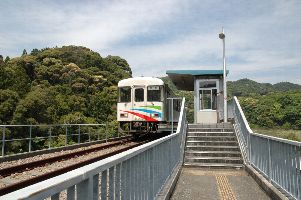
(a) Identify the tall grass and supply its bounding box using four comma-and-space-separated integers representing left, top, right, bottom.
252, 127, 301, 142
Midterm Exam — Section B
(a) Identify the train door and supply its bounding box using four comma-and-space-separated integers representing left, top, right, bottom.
132, 86, 146, 121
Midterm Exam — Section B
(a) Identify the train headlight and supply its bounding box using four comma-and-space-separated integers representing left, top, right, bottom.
120, 113, 128, 118
151, 113, 159, 118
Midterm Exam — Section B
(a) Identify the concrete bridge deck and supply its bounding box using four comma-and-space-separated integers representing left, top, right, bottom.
170, 167, 271, 200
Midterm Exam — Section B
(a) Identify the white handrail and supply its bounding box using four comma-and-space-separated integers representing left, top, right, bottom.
233, 96, 301, 200
233, 96, 253, 133
1, 98, 187, 200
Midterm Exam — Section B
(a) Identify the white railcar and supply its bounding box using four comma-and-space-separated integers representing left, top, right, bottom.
117, 77, 181, 134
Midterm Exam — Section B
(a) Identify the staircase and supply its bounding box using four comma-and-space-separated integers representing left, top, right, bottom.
184, 123, 243, 168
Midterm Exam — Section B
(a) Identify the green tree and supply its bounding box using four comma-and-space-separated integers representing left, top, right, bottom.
12, 87, 56, 124
0, 90, 19, 124
22, 49, 27, 56
3, 57, 32, 95
30, 48, 40, 56
4, 56, 10, 63
88, 86, 118, 123
240, 92, 301, 129
104, 55, 132, 76
0, 45, 133, 151
0, 55, 3, 66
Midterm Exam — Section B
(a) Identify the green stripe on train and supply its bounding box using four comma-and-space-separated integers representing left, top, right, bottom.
140, 106, 161, 110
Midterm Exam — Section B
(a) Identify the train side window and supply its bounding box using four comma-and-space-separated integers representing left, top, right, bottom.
135, 88, 144, 102
147, 86, 161, 101
119, 87, 131, 102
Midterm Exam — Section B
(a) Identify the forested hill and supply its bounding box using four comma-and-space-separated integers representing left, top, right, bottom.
161, 76, 301, 129
228, 78, 301, 96
162, 76, 301, 97
0, 46, 132, 125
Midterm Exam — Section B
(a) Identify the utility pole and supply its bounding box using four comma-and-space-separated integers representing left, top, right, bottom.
219, 27, 227, 122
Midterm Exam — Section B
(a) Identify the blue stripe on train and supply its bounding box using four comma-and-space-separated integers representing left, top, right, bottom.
131, 108, 162, 118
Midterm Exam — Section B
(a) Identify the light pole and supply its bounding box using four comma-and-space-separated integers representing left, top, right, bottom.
219, 27, 227, 123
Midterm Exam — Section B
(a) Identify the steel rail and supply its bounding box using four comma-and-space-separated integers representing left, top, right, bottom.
0, 142, 141, 196
0, 133, 165, 196
0, 124, 106, 127
0, 136, 132, 177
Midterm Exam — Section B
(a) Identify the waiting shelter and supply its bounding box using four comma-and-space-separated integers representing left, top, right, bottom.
166, 70, 228, 123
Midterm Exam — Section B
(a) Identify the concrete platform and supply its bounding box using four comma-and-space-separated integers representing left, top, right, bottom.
170, 167, 271, 200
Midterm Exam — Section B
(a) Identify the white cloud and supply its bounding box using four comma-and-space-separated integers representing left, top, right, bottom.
107, 0, 301, 84
0, 0, 180, 54
107, 31, 221, 76
0, 0, 300, 84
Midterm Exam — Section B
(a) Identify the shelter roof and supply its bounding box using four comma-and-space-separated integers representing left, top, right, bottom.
166, 70, 229, 91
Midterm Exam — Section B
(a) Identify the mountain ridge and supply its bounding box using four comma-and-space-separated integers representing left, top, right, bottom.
161, 76, 300, 96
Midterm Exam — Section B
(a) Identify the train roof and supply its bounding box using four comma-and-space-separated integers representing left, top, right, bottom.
118, 77, 164, 87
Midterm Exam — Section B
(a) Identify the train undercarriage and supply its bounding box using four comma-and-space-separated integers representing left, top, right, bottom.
118, 121, 178, 137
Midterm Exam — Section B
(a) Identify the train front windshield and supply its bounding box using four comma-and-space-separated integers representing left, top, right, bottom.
119, 87, 131, 102
147, 86, 161, 101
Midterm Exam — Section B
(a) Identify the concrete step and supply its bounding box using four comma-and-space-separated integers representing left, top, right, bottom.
188, 128, 234, 132
183, 162, 244, 169
186, 141, 238, 146
185, 156, 243, 164
186, 145, 240, 152
186, 136, 236, 141
185, 150, 241, 158
187, 132, 235, 137
188, 123, 233, 129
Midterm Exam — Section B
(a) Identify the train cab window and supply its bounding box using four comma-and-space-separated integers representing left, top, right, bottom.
147, 86, 161, 101
135, 88, 144, 102
119, 87, 131, 102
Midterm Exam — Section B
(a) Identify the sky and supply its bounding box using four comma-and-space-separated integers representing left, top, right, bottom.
0, 0, 300, 84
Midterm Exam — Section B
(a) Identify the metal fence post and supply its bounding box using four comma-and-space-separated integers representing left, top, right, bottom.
105, 123, 108, 142
65, 125, 68, 146
48, 127, 52, 149
149, 148, 154, 199
78, 125, 81, 144
171, 99, 174, 134
167, 139, 171, 173
87, 126, 91, 143
248, 132, 251, 164
268, 138, 272, 182
67, 185, 75, 200
101, 170, 108, 200
29, 126, 32, 152
2, 126, 5, 157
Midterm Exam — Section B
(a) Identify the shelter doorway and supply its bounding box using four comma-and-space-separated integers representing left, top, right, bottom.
195, 79, 219, 123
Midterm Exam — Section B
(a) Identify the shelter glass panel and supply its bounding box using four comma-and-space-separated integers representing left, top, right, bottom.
199, 89, 218, 110
199, 81, 216, 88
212, 89, 217, 110
202, 90, 212, 109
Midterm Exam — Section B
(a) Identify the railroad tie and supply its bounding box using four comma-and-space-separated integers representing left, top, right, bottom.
215, 175, 237, 200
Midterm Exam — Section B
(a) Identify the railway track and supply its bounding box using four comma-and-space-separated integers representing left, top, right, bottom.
0, 137, 131, 178
0, 133, 164, 196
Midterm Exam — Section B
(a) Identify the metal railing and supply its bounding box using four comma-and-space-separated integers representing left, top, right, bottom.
167, 97, 182, 133
233, 96, 301, 200
0, 123, 120, 157
1, 98, 186, 200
